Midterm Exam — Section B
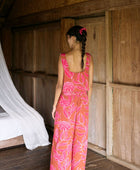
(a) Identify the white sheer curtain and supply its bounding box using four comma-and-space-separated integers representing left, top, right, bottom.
0, 42, 51, 150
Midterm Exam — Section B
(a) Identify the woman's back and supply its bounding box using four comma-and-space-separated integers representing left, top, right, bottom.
60, 52, 91, 95
65, 51, 88, 73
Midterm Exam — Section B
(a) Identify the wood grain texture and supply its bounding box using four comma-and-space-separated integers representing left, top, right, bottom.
7, 0, 140, 19
88, 83, 106, 149
112, 88, 140, 167
0, 27, 12, 68
34, 22, 61, 73
13, 28, 34, 71
4, 0, 140, 27
112, 9, 140, 167
1, 3, 139, 169
33, 77, 57, 127
0, 136, 24, 149
112, 7, 140, 85
76, 17, 106, 83
12, 73, 33, 106
0, 139, 129, 170
105, 11, 113, 156
8, 0, 89, 19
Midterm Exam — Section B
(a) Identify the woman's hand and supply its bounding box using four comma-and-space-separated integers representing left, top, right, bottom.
52, 105, 56, 119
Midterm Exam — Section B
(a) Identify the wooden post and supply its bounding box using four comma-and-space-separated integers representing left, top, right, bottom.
60, 18, 75, 53
105, 11, 113, 156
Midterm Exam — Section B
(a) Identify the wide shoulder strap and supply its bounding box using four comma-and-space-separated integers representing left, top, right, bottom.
60, 53, 65, 57
86, 52, 91, 60
85, 52, 91, 69
60, 53, 68, 70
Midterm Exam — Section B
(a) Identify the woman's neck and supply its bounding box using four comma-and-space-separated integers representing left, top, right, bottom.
72, 42, 81, 51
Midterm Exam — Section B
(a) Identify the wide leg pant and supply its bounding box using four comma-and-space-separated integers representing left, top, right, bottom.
50, 92, 89, 170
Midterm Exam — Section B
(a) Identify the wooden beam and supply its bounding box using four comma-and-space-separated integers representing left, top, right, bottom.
0, 135, 24, 150
88, 142, 106, 156
109, 83, 140, 91
4, 0, 140, 28
107, 155, 140, 170
105, 11, 113, 156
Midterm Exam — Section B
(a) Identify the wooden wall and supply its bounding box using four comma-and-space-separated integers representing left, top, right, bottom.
112, 7, 140, 167
6, 0, 140, 21
10, 21, 61, 128
112, 8, 140, 85
0, 1, 140, 169
0, 27, 12, 69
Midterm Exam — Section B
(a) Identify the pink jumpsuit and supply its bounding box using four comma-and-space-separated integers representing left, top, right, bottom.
50, 52, 91, 170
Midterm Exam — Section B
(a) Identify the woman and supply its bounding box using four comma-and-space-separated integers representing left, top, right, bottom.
50, 25, 94, 170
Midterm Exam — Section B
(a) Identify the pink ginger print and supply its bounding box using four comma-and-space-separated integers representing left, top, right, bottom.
50, 52, 91, 170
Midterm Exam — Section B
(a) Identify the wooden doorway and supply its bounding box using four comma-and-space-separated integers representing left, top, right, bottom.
76, 16, 106, 155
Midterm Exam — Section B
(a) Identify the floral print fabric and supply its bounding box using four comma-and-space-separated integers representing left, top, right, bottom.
50, 53, 91, 170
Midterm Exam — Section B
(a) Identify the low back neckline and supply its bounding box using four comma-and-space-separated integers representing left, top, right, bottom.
64, 53, 88, 74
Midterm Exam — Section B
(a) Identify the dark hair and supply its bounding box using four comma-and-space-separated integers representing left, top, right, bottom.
66, 25, 87, 70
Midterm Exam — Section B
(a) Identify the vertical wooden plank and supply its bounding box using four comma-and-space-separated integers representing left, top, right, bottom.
105, 11, 113, 156
60, 18, 75, 52
119, 89, 132, 162
110, 86, 134, 163
32, 29, 37, 108
88, 84, 106, 149
33, 77, 36, 109
12, 73, 33, 106
33, 29, 37, 72
132, 91, 140, 166
111, 7, 140, 169
34, 77, 57, 127
22, 75, 33, 106
13, 29, 34, 71
0, 27, 12, 69
35, 22, 61, 74
112, 87, 140, 168
112, 7, 140, 85
112, 88, 121, 157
